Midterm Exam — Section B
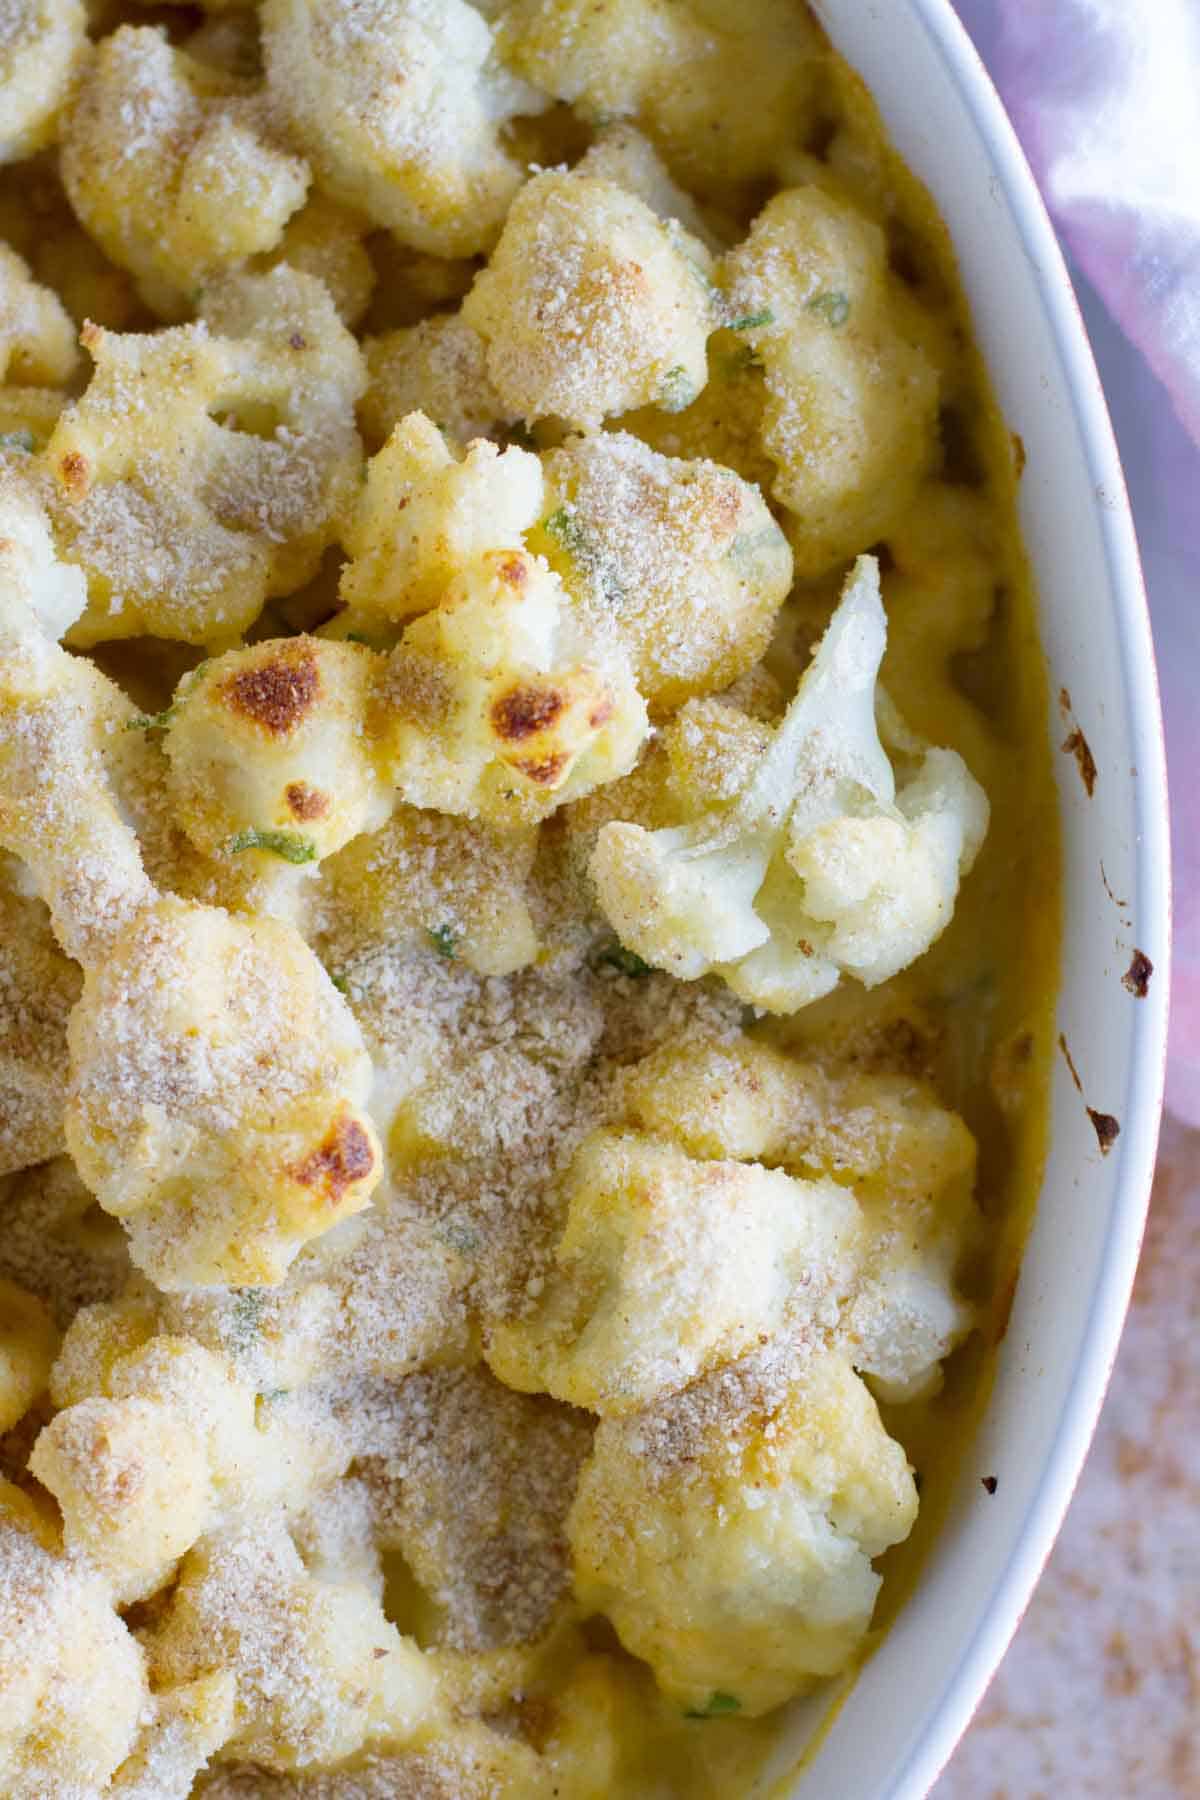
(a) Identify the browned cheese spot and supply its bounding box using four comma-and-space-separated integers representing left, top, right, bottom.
981, 1474, 998, 1495
58, 449, 90, 500
515, 751, 570, 787
492, 684, 566, 742
290, 1110, 375, 1204
497, 555, 528, 588
222, 648, 320, 736
1122, 949, 1153, 998
1011, 432, 1027, 478
587, 696, 614, 730
1088, 1108, 1121, 1155
284, 781, 330, 821
288, 332, 307, 350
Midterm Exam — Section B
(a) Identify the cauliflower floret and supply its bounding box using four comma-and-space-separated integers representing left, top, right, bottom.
0, 631, 153, 963
0, 1, 87, 166
256, 193, 376, 328
487, 1128, 860, 1415
569, 1344, 917, 1714
262, 0, 544, 257
0, 1155, 130, 1327
360, 314, 507, 452
60, 26, 309, 319
496, 0, 824, 190
0, 1479, 149, 1798
0, 884, 81, 1176
31, 1332, 266, 1601
575, 124, 716, 247
0, 472, 86, 643
533, 431, 792, 714
374, 546, 649, 826
722, 186, 941, 575
163, 637, 391, 864
461, 170, 716, 429
617, 1036, 980, 1401
33, 1323, 348, 1603
320, 804, 540, 979
0, 245, 78, 390
357, 1364, 593, 1651
341, 414, 542, 621
65, 895, 383, 1288
46, 267, 365, 646
109, 1672, 236, 1800
0, 1279, 56, 1432
589, 556, 989, 1011
149, 1514, 436, 1771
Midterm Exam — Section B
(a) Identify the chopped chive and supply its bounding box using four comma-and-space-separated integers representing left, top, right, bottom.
726, 308, 774, 332
227, 828, 317, 864
659, 363, 698, 411
593, 941, 654, 979
330, 972, 350, 995
230, 1288, 265, 1349
685, 1692, 741, 1719
806, 290, 851, 327
427, 924, 459, 960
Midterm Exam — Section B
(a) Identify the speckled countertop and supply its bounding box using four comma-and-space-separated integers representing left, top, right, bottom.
933, 1118, 1200, 1799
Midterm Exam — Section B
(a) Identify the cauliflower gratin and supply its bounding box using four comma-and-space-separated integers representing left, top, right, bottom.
0, 4, 1058, 1797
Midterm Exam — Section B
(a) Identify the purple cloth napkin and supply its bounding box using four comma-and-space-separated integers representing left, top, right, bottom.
955, 0, 1200, 1124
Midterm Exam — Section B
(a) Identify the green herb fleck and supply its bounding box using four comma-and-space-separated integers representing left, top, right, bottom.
685, 1692, 742, 1720
542, 505, 588, 560
227, 828, 318, 864
806, 289, 851, 328
439, 1220, 481, 1254
230, 1289, 265, 1350
0, 429, 36, 454
726, 308, 774, 332
125, 701, 178, 733
659, 363, 697, 412
427, 924, 459, 960
345, 630, 383, 648
594, 941, 654, 979
259, 1387, 289, 1404
330, 972, 351, 995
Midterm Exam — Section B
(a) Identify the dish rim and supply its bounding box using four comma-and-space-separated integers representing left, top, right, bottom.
835, 3, 1173, 1794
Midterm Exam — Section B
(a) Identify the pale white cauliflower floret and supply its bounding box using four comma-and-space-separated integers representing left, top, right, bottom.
341, 412, 543, 620
569, 1344, 918, 1715
375, 545, 649, 827
262, 0, 544, 257
0, 1278, 56, 1432
0, 472, 86, 643
589, 556, 988, 1012
461, 169, 717, 428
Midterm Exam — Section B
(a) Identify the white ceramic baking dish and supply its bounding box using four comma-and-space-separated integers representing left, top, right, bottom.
751, 3, 1172, 1795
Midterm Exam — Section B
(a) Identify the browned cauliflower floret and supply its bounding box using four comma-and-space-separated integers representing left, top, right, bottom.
46, 268, 365, 645
0, 1, 87, 166
461, 169, 717, 429
162, 636, 391, 866
532, 431, 793, 714
374, 545, 649, 827
65, 895, 383, 1289
262, 0, 545, 257
496, 0, 825, 191
60, 25, 309, 319
721, 185, 942, 575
